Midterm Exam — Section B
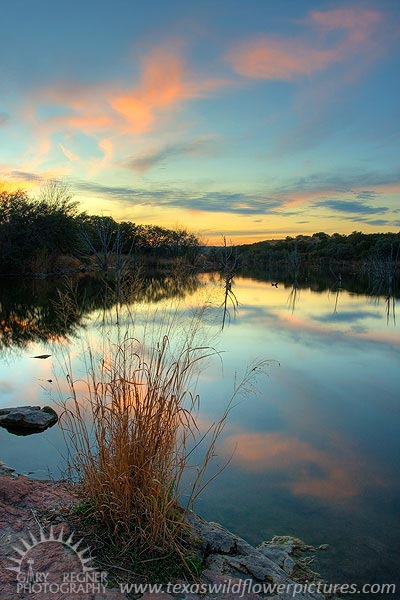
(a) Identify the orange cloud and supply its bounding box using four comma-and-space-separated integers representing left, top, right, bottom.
30, 43, 227, 140
112, 47, 226, 134
11, 42, 230, 176
222, 431, 383, 500
227, 7, 383, 80
112, 96, 154, 133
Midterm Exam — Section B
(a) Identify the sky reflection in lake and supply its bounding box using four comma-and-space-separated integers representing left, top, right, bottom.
0, 272, 399, 589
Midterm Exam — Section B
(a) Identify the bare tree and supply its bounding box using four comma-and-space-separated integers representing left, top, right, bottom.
219, 237, 239, 330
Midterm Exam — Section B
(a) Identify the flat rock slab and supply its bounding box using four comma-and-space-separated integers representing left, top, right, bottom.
0, 405, 58, 434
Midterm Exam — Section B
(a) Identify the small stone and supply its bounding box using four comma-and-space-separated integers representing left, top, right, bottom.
0, 405, 58, 434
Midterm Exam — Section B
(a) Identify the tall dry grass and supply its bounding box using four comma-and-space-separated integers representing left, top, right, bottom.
57, 297, 225, 566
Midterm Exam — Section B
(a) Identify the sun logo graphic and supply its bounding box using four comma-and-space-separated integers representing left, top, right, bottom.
6, 526, 108, 595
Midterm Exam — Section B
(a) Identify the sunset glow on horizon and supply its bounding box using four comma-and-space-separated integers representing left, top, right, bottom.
1, 1, 399, 243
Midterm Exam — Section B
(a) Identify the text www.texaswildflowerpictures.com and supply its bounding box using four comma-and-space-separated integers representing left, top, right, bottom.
119, 579, 397, 597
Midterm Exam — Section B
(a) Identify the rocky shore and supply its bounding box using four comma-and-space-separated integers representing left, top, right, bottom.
0, 465, 331, 600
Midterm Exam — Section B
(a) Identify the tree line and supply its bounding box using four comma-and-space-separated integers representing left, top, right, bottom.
0, 182, 200, 275
235, 231, 400, 269
2, 182, 398, 277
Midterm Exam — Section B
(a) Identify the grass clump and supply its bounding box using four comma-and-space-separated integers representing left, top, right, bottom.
58, 300, 223, 579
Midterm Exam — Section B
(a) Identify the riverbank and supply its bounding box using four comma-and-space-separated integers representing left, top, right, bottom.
0, 465, 331, 600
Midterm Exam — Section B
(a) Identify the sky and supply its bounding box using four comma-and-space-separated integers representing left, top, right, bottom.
0, 0, 399, 244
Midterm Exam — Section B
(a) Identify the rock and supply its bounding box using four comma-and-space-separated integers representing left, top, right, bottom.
258, 537, 325, 585
186, 513, 328, 599
0, 405, 58, 434
186, 512, 255, 556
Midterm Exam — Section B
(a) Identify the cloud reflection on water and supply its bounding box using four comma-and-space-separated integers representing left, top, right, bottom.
221, 430, 384, 501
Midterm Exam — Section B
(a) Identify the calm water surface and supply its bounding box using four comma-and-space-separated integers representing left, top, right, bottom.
0, 271, 399, 591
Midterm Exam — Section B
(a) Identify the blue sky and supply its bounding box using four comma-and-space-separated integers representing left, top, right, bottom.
1, 0, 399, 242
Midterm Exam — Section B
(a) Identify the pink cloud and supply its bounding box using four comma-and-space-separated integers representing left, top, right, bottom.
227, 7, 384, 80
227, 39, 337, 80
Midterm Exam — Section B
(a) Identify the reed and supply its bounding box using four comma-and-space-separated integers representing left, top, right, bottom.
58, 299, 224, 572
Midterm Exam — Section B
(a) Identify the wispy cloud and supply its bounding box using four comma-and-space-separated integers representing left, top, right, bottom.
366, 219, 393, 227
356, 191, 379, 201
276, 168, 400, 197
122, 137, 219, 173
227, 39, 337, 80
2, 169, 68, 190
226, 7, 390, 158
59, 144, 79, 162
8, 171, 44, 183
74, 178, 283, 215
226, 7, 383, 81
308, 8, 382, 38
5, 165, 399, 224
313, 199, 389, 215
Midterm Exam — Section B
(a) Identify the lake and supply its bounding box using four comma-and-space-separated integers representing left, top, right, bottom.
0, 269, 399, 593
